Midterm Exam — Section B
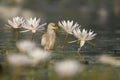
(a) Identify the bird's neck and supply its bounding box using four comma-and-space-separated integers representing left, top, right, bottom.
47, 27, 55, 34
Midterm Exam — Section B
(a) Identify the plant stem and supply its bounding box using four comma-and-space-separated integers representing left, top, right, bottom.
15, 29, 19, 41
12, 67, 21, 80
77, 47, 81, 56
31, 33, 35, 41
62, 33, 69, 50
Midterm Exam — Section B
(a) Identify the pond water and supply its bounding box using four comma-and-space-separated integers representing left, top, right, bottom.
0, 1, 120, 80
0, 2, 120, 56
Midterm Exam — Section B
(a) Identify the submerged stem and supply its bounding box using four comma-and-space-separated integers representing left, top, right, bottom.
31, 33, 35, 41
62, 33, 69, 50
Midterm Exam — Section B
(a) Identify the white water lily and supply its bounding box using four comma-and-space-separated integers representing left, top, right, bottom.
58, 20, 81, 50
58, 20, 81, 35
73, 28, 96, 48
21, 17, 47, 33
54, 60, 84, 78
73, 28, 96, 54
7, 16, 24, 29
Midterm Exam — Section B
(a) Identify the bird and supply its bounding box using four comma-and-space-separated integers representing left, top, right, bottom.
41, 23, 58, 50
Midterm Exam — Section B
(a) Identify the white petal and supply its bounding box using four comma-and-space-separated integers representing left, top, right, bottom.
8, 20, 13, 26
69, 20, 73, 27
37, 23, 47, 30
68, 40, 78, 43
80, 40, 85, 47
58, 21, 63, 28
20, 30, 30, 33
72, 23, 78, 30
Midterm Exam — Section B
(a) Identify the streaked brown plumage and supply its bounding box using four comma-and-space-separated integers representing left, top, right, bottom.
41, 23, 57, 50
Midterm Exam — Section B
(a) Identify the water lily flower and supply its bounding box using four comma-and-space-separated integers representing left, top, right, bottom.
58, 20, 81, 50
21, 17, 47, 40
58, 20, 81, 35
73, 28, 96, 55
21, 17, 47, 33
54, 60, 84, 78
7, 16, 25, 40
7, 16, 24, 29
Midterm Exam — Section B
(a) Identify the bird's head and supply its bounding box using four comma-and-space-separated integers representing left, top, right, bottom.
48, 23, 58, 30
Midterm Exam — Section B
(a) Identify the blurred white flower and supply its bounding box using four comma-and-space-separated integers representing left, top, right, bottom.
58, 20, 81, 35
21, 17, 47, 33
98, 55, 120, 67
54, 60, 84, 78
7, 53, 31, 67
7, 16, 24, 29
28, 48, 51, 65
8, 40, 51, 66
16, 40, 36, 53
98, 8, 108, 18
73, 28, 96, 47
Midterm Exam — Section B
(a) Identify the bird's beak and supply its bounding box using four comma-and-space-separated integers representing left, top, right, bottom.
52, 25, 58, 29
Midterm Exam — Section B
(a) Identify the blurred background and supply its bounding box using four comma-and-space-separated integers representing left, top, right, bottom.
0, 0, 120, 54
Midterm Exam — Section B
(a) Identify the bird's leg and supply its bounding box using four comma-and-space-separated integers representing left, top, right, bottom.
62, 33, 69, 50
77, 47, 81, 56
31, 33, 35, 41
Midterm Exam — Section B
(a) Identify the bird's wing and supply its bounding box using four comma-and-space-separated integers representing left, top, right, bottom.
41, 33, 47, 46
